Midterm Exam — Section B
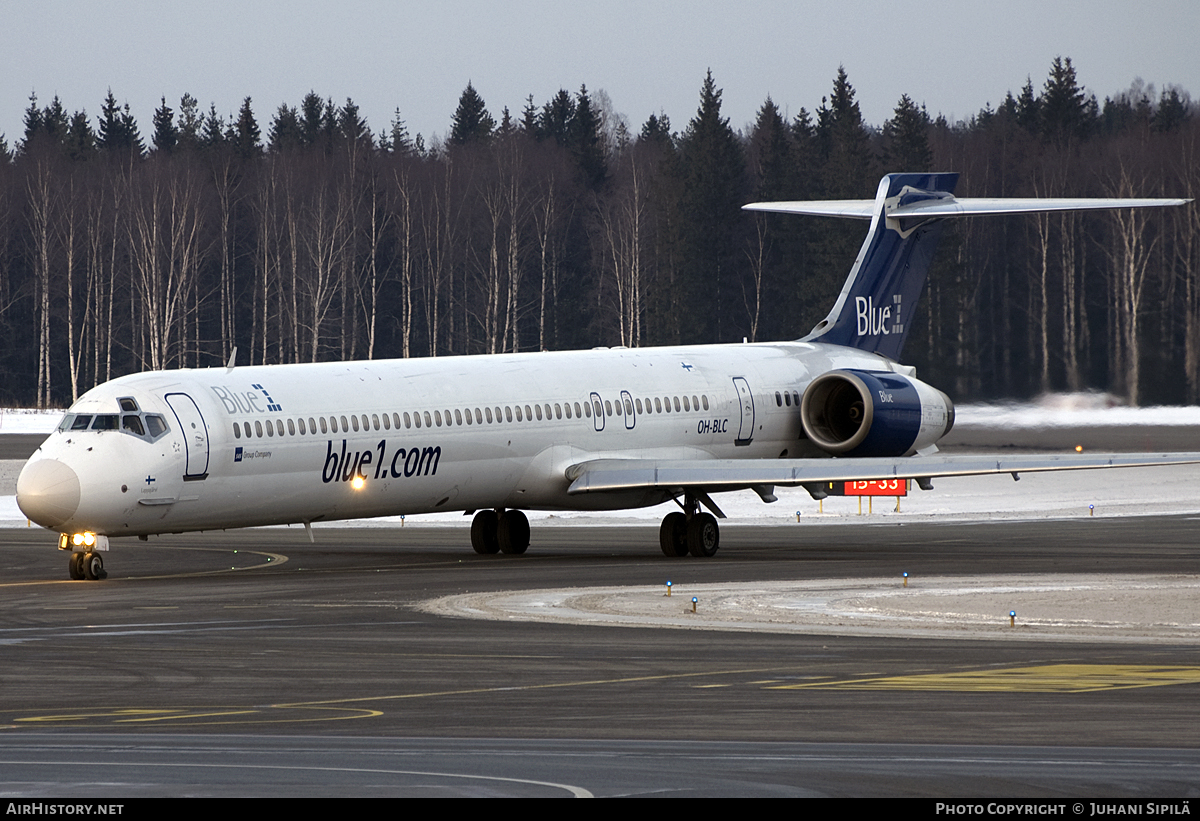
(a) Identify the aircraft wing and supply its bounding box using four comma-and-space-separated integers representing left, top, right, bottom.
565, 453, 1200, 495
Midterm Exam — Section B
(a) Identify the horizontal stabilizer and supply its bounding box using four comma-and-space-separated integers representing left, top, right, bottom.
743, 197, 1191, 220
743, 173, 1192, 360
565, 453, 1200, 495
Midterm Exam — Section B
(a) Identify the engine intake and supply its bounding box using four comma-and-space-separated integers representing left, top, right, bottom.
800, 369, 954, 457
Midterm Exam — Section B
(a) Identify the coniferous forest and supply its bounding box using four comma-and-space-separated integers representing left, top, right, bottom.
2, 60, 1198, 408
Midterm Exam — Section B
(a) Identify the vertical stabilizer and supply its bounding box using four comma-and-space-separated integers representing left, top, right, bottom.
799, 172, 958, 360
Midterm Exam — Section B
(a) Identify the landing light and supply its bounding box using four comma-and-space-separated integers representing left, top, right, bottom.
351, 475, 366, 490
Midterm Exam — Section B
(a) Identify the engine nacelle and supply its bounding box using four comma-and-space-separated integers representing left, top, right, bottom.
800, 369, 954, 457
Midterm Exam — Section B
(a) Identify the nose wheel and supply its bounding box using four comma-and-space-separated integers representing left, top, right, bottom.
68, 551, 106, 581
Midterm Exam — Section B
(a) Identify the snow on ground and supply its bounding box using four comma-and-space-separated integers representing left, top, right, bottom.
0, 409, 63, 434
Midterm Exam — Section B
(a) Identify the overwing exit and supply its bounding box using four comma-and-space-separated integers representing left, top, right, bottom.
15, 173, 1195, 579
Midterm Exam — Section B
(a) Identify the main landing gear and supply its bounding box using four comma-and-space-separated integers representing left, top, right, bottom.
67, 550, 107, 581
659, 494, 720, 558
470, 509, 530, 555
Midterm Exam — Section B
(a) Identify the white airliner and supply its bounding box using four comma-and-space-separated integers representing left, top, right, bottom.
16, 173, 1196, 580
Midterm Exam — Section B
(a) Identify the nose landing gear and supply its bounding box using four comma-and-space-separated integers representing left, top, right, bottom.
67, 550, 106, 580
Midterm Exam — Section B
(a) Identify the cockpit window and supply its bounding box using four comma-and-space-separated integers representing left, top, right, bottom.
122, 415, 145, 436
91, 415, 119, 430
145, 415, 167, 438
70, 415, 93, 431
119, 397, 140, 412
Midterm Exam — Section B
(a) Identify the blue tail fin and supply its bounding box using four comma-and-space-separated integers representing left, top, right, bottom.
801, 173, 958, 360
744, 172, 1190, 361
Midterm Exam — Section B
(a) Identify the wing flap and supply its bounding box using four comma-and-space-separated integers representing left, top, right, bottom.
565, 453, 1200, 495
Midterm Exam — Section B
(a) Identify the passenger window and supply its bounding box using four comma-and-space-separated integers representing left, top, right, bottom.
613, 401, 621, 417
555, 403, 562, 420
330, 417, 338, 433
475, 408, 483, 424
233, 424, 241, 440
351, 415, 360, 432
506, 406, 513, 422
635, 399, 642, 414
524, 404, 533, 421
516, 406, 524, 422
674, 397, 681, 412
401, 413, 409, 429
382, 414, 390, 430
424, 411, 433, 428
455, 409, 463, 425
565, 404, 572, 419
535, 404, 543, 421
288, 418, 296, 436
434, 410, 442, 427
243, 421, 251, 439
692, 395, 699, 411
485, 407, 494, 423
255, 421, 264, 437
320, 417, 328, 434
574, 402, 582, 418
703, 395, 710, 411
266, 422, 274, 437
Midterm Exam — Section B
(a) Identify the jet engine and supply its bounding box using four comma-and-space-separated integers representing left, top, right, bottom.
800, 369, 954, 457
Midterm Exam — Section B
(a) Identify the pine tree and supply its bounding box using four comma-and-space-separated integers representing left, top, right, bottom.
1154, 87, 1190, 132
384, 108, 412, 154
64, 110, 97, 160
152, 96, 178, 153
882, 94, 933, 170
21, 92, 43, 150
673, 70, 746, 343
233, 97, 261, 158
569, 85, 606, 187
815, 67, 874, 197
448, 82, 495, 147
42, 96, 69, 145
300, 91, 325, 147
540, 89, 575, 144
178, 93, 202, 150
268, 104, 303, 152
338, 97, 370, 144
1040, 56, 1091, 144
201, 104, 226, 148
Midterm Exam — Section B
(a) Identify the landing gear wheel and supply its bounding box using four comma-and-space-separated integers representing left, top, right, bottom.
498, 509, 530, 555
68, 551, 85, 580
686, 513, 720, 558
83, 551, 107, 580
659, 512, 689, 557
470, 510, 500, 554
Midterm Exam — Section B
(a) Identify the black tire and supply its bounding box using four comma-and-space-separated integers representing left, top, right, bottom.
83, 551, 106, 580
659, 512, 689, 557
470, 510, 500, 554
498, 509, 530, 555
686, 513, 720, 558
68, 551, 85, 580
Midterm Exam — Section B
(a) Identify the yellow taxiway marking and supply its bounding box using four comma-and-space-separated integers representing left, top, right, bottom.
769, 664, 1200, 693
9, 668, 774, 727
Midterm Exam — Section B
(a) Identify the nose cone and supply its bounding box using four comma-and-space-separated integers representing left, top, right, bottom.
17, 459, 81, 529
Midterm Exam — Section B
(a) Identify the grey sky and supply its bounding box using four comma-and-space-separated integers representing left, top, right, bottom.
4, 0, 1198, 148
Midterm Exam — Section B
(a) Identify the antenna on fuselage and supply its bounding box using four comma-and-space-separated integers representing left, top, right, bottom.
225, 347, 237, 372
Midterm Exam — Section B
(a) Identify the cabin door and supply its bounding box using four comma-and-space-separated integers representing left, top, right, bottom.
165, 393, 210, 480
732, 377, 755, 446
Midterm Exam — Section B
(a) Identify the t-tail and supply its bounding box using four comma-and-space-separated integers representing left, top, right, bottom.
744, 173, 1191, 361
